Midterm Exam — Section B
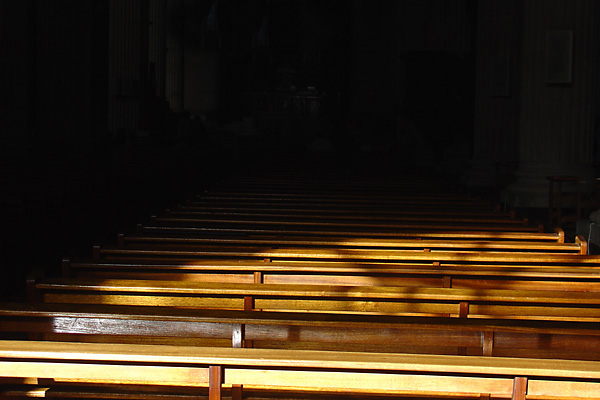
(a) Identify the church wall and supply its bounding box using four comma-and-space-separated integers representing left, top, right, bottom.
504, 0, 598, 207
166, 0, 185, 112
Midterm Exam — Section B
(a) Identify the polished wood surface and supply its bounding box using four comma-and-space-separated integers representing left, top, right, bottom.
95, 244, 598, 263
32, 278, 600, 322
3, 172, 599, 399
140, 224, 563, 241
118, 233, 585, 253
2, 302, 599, 359
1, 340, 600, 398
63, 256, 600, 292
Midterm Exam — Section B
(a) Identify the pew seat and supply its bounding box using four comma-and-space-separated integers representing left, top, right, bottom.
1, 340, 600, 399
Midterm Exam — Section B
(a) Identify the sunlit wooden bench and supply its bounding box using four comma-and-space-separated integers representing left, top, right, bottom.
207, 176, 479, 195
1, 340, 600, 399
117, 231, 586, 254
149, 214, 543, 233
167, 205, 522, 223
91, 244, 600, 267
191, 190, 497, 208
137, 221, 565, 243
74, 244, 600, 293
147, 180, 544, 234
175, 203, 516, 220
61, 256, 600, 292
2, 302, 599, 360
29, 278, 600, 322
138, 224, 563, 246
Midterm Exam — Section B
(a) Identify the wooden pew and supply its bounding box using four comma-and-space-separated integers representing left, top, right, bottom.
5, 181, 599, 398
191, 192, 496, 207
2, 302, 599, 360
116, 232, 587, 254
29, 278, 600, 322
178, 180, 541, 233
204, 172, 491, 197
75, 241, 600, 292
61, 257, 600, 292
149, 214, 543, 233
203, 188, 479, 200
176, 203, 516, 220
164, 187, 534, 228
1, 340, 600, 399
208, 176, 478, 193
11, 171, 598, 399
187, 198, 503, 215
138, 223, 565, 242
91, 244, 600, 267
165, 206, 527, 225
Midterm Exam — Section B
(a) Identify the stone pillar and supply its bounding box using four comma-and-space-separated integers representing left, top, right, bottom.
504, 0, 597, 207
166, 0, 184, 112
462, 0, 522, 188
108, 0, 145, 136
149, 0, 167, 98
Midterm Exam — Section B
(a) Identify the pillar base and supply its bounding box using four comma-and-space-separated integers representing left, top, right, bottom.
503, 162, 596, 208
461, 161, 498, 188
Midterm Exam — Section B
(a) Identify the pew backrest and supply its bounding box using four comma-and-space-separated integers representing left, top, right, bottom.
93, 244, 600, 266
2, 302, 600, 360
63, 257, 600, 292
117, 233, 586, 253
138, 223, 564, 241
31, 278, 600, 322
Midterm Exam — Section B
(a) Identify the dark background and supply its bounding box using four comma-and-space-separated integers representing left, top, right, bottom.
0, 0, 598, 300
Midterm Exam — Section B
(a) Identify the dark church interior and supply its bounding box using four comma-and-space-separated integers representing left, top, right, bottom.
1, 1, 600, 398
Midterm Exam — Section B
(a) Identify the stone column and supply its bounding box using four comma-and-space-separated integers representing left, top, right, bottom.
462, 0, 522, 188
504, 0, 597, 208
149, 0, 167, 98
166, 0, 184, 112
108, 0, 145, 136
